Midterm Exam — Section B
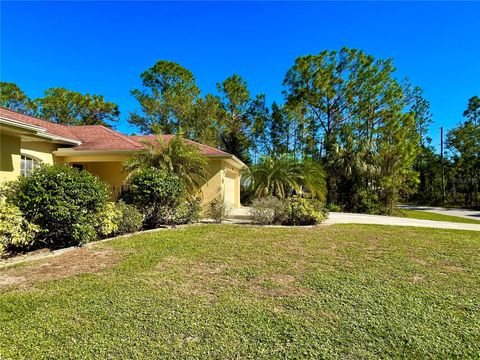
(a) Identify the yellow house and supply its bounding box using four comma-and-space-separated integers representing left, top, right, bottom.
0, 107, 245, 209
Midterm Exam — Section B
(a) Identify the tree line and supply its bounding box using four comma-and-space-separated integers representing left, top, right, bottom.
1, 47, 478, 211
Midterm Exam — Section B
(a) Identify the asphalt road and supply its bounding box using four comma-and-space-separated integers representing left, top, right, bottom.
398, 204, 480, 221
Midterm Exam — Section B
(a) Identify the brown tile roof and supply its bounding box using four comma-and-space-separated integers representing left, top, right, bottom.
0, 107, 230, 156
130, 135, 230, 156
0, 107, 80, 141
70, 126, 144, 151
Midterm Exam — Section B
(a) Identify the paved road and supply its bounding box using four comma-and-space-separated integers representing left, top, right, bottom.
326, 212, 480, 231
398, 204, 480, 221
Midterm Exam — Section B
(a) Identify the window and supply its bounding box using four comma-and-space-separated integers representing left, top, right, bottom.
20, 155, 38, 177
72, 164, 84, 171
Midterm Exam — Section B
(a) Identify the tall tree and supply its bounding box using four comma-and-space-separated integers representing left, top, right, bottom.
463, 96, 480, 125
447, 97, 480, 207
267, 102, 291, 155
0, 82, 36, 115
215, 74, 267, 164
36, 88, 120, 127
404, 82, 433, 145
189, 94, 223, 147
283, 48, 408, 209
377, 113, 420, 212
129, 60, 200, 135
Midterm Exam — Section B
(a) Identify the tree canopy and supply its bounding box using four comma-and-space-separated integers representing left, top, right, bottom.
36, 88, 120, 127
0, 82, 36, 115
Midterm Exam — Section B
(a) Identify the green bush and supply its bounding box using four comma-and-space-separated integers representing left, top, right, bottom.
250, 196, 281, 225
209, 198, 230, 223
174, 197, 202, 225
120, 168, 188, 228
97, 201, 144, 237
249, 196, 327, 226
96, 202, 122, 238
115, 201, 143, 235
0, 198, 39, 256
326, 203, 343, 212
9, 164, 109, 248
279, 196, 326, 226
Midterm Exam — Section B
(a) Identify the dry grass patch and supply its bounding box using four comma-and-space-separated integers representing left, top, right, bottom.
0, 247, 123, 289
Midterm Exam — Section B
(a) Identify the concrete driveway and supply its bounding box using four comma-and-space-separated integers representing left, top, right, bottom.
398, 204, 480, 221
326, 212, 480, 232
229, 207, 480, 231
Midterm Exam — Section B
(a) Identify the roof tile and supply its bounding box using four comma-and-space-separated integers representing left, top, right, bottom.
0, 107, 231, 156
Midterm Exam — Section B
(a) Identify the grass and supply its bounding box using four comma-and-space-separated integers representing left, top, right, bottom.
1, 224, 479, 358
398, 209, 480, 224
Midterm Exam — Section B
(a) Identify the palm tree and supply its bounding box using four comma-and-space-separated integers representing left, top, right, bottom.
124, 135, 208, 193
246, 155, 326, 200
300, 158, 327, 201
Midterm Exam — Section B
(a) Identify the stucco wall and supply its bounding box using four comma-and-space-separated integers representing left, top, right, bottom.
0, 134, 21, 182
21, 141, 59, 165
70, 161, 128, 198
200, 159, 224, 211
199, 159, 241, 211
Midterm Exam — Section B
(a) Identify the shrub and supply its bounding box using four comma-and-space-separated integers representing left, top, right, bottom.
278, 196, 326, 226
249, 196, 327, 226
174, 197, 202, 225
120, 168, 187, 228
115, 201, 143, 235
9, 164, 109, 247
209, 198, 230, 223
240, 178, 256, 206
250, 196, 281, 225
327, 203, 342, 212
96, 202, 122, 238
0, 199, 39, 256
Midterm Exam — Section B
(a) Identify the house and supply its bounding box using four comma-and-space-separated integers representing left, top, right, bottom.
0, 107, 245, 209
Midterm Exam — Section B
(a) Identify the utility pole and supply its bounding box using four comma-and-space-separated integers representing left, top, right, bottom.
440, 127, 446, 205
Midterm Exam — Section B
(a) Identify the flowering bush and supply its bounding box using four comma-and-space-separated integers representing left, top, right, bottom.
9, 164, 109, 247
0, 199, 39, 256
115, 201, 143, 235
250, 196, 282, 225
249, 196, 327, 226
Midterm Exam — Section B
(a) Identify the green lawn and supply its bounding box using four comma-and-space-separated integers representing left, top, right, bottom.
1, 224, 479, 358
398, 209, 480, 224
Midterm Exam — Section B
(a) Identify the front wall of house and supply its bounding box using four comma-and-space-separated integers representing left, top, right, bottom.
200, 159, 241, 210
82, 162, 127, 197
200, 159, 224, 210
55, 155, 131, 199
0, 134, 21, 183
21, 141, 58, 165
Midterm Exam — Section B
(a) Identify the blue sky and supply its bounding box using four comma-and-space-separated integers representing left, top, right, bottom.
1, 1, 479, 148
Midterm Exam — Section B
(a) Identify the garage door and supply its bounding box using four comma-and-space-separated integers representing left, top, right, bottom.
224, 174, 235, 209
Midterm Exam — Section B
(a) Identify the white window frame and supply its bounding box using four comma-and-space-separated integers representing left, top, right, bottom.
20, 154, 40, 177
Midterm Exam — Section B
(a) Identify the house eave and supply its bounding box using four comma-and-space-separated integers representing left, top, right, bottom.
53, 149, 248, 169
53, 149, 137, 157
0, 116, 82, 145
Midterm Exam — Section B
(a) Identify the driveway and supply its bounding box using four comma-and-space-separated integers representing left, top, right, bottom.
398, 204, 480, 221
326, 212, 480, 232
228, 207, 480, 231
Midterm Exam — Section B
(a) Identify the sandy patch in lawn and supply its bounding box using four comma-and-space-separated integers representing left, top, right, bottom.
0, 247, 123, 289
154, 256, 311, 299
